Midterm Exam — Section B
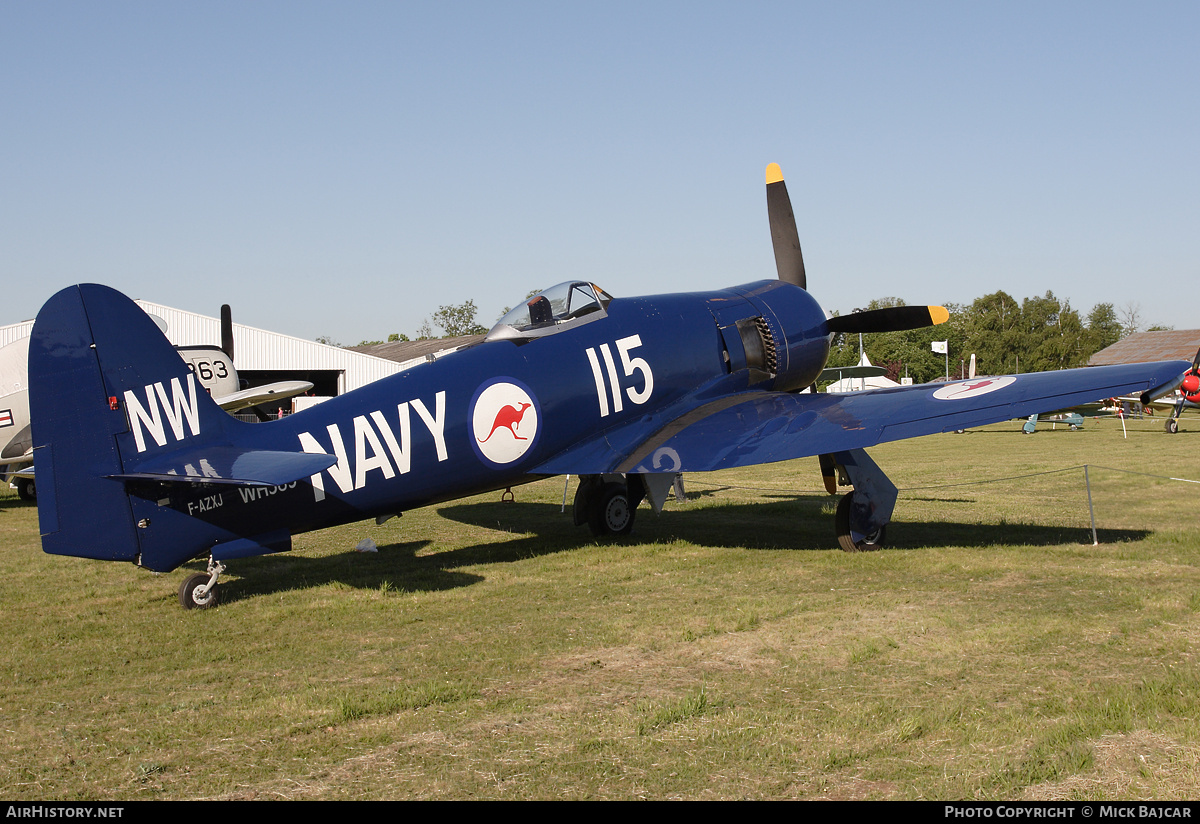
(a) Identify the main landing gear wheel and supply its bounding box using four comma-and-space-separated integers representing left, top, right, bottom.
15, 477, 35, 502
588, 482, 636, 537
1166, 419, 1179, 434
179, 572, 219, 610
835, 492, 886, 553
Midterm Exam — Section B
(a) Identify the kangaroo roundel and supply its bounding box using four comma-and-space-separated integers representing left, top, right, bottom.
470, 379, 540, 467
931, 376, 1017, 400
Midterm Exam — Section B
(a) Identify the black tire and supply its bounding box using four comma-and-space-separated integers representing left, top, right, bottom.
179, 573, 219, 610
1166, 419, 1179, 434
15, 477, 35, 502
572, 476, 600, 526
834, 492, 886, 553
588, 483, 636, 537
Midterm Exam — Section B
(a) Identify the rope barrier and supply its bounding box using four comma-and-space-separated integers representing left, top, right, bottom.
682, 464, 1199, 495
680, 464, 1199, 546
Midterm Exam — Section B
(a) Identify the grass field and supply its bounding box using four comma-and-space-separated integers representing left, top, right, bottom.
2, 414, 1198, 800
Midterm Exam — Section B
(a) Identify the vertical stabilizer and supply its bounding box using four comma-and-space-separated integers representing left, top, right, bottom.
29, 284, 236, 566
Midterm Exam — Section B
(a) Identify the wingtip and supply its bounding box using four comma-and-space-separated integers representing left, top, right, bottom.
930, 306, 950, 325
765, 162, 784, 185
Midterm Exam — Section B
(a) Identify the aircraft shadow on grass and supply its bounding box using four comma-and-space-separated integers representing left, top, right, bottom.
0, 496, 32, 513
194, 496, 1151, 605
436, 498, 1152, 552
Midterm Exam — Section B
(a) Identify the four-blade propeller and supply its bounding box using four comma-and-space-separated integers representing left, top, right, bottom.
765, 163, 949, 336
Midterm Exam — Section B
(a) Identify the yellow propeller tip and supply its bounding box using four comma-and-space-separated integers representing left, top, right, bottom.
765, 163, 784, 185
930, 306, 950, 325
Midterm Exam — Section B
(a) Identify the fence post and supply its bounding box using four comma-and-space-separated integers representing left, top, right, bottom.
1084, 465, 1098, 546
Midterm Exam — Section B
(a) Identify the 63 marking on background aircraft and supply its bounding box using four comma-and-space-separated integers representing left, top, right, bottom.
28, 164, 1192, 608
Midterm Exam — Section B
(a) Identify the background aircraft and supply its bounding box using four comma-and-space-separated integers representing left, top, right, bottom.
1110, 359, 1199, 434
0, 337, 34, 500
27, 165, 1192, 609
1020, 353, 1199, 435
4, 305, 311, 501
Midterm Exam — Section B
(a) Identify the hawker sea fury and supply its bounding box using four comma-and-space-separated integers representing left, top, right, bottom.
28, 164, 1194, 608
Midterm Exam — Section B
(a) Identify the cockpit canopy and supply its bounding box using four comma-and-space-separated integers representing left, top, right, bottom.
486, 281, 614, 342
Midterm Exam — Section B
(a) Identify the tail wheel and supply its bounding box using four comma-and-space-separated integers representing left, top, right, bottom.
179, 573, 220, 610
835, 492, 886, 553
588, 483, 636, 537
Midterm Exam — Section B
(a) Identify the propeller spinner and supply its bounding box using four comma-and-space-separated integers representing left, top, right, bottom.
1182, 348, 1200, 403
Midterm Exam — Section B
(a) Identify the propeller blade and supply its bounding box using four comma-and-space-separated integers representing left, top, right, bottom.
826, 305, 950, 335
766, 163, 806, 290
220, 304, 234, 360
818, 453, 838, 495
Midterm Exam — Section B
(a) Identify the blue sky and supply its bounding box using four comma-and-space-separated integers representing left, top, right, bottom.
4, 2, 1196, 345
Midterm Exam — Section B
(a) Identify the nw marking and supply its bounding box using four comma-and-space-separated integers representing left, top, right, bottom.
124, 374, 201, 453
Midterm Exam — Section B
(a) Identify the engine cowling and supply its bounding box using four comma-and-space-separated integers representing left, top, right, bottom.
1182, 372, 1200, 403
718, 280, 832, 393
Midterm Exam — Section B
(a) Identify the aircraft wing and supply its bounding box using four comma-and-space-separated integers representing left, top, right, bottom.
213, 380, 314, 413
533, 360, 1190, 476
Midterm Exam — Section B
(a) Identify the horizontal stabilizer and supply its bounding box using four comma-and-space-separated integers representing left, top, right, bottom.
111, 447, 336, 487
214, 380, 315, 413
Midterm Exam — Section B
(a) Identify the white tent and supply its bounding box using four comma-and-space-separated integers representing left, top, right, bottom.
823, 352, 900, 393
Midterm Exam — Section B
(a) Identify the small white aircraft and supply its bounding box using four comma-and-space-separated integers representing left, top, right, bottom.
0, 337, 34, 499
173, 345, 313, 415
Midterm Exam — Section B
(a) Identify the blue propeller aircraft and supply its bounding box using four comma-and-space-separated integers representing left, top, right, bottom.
27, 164, 1193, 609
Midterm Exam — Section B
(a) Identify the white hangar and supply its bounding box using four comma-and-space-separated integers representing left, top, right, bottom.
1, 298, 405, 411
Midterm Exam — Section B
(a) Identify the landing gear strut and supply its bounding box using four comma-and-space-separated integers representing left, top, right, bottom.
826, 448, 897, 553
178, 558, 225, 609
835, 492, 886, 552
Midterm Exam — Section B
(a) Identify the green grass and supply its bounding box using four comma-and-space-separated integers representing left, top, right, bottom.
2, 414, 1199, 799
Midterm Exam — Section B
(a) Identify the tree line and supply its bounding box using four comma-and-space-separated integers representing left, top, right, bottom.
314, 300, 490, 348
826, 291, 1170, 384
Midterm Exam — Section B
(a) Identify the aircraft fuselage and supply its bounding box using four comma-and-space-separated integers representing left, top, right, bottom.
125, 279, 829, 570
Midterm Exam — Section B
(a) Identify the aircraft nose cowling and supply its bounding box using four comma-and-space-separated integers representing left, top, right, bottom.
1183, 372, 1200, 402
733, 280, 831, 393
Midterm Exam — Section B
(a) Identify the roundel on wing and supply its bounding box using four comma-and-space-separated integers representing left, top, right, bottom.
931, 376, 1017, 401
470, 379, 540, 467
